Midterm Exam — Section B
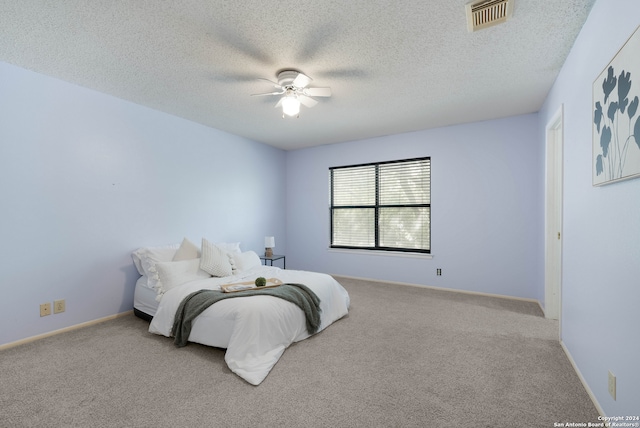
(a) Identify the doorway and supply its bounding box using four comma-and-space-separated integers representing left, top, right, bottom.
545, 106, 563, 325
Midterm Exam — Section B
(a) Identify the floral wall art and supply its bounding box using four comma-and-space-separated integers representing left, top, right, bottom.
593, 26, 640, 186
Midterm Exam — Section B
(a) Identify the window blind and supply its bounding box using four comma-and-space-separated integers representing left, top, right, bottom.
330, 157, 431, 253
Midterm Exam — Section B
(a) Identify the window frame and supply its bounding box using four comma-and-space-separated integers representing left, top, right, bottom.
329, 157, 431, 254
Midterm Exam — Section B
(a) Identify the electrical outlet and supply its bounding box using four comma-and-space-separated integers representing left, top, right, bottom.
608, 371, 616, 400
54, 299, 65, 314
40, 303, 51, 317
437, 268, 442, 276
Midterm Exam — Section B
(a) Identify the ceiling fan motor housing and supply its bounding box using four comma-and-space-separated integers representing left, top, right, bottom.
277, 70, 302, 87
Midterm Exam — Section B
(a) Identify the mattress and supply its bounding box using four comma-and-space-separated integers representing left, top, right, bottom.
133, 276, 159, 318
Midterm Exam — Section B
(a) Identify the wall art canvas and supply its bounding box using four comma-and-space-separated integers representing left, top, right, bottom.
593, 25, 640, 186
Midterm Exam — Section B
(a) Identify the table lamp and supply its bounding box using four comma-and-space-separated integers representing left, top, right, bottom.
265, 236, 275, 257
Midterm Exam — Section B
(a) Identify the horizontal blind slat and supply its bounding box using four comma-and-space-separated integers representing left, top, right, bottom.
332, 165, 375, 206
378, 159, 430, 205
332, 208, 375, 247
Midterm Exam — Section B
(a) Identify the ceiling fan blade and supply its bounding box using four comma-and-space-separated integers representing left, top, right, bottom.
304, 87, 332, 97
293, 72, 312, 88
257, 77, 282, 88
251, 91, 284, 96
298, 94, 318, 108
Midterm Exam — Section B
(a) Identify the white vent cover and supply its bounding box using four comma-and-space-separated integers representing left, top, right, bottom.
466, 0, 514, 32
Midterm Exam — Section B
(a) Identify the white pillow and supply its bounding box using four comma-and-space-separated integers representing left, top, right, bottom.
131, 244, 180, 289
155, 258, 211, 297
233, 251, 262, 272
172, 238, 200, 261
200, 238, 234, 277
212, 242, 241, 254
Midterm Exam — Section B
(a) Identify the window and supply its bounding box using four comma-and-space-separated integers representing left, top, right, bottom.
330, 157, 431, 253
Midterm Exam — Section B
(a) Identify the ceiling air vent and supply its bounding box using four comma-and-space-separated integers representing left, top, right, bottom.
466, 0, 514, 32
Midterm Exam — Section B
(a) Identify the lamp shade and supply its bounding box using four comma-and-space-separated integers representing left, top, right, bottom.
265, 236, 275, 248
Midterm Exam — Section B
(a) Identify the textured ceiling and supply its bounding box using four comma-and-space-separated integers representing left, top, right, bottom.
0, 1, 596, 150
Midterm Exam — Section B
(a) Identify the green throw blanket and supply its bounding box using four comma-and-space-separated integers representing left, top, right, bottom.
172, 283, 322, 347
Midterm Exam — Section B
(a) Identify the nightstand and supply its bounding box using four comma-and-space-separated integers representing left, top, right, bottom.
260, 254, 286, 269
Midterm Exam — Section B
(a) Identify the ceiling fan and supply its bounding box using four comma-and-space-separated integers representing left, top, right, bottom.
252, 70, 332, 118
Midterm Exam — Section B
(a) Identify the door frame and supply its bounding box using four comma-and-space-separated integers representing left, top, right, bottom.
544, 105, 564, 326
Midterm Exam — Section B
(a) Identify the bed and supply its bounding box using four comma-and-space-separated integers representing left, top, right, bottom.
131, 238, 350, 385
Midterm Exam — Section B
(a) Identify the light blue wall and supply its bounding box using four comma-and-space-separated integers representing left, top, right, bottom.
0, 61, 286, 346
285, 114, 543, 300
539, 0, 639, 415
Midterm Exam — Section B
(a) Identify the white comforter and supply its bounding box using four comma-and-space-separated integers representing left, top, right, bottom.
149, 266, 350, 385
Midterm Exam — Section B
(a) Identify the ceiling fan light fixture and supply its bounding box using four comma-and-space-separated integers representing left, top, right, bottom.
282, 93, 300, 117
253, 70, 331, 118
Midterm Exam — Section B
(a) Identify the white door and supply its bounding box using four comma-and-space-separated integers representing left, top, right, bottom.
545, 107, 563, 323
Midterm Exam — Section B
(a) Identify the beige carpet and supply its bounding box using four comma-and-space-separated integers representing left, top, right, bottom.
0, 277, 599, 427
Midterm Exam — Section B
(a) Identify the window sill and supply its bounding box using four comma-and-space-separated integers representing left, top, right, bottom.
327, 248, 433, 260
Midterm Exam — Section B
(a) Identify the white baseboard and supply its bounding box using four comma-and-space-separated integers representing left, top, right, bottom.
0, 311, 133, 351
560, 340, 606, 417
331, 273, 543, 309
